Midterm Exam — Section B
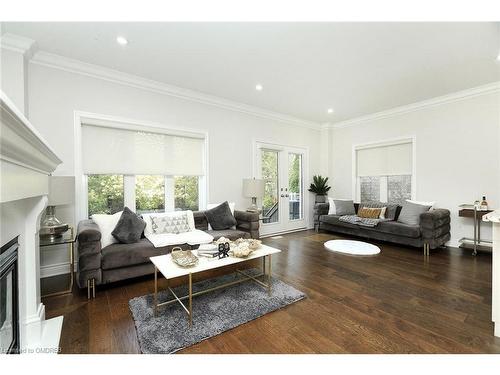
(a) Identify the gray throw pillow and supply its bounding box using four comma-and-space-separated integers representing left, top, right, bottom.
204, 201, 237, 230
112, 207, 146, 244
334, 199, 356, 215
397, 201, 432, 226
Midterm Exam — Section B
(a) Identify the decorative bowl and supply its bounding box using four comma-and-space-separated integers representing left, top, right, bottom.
171, 247, 199, 267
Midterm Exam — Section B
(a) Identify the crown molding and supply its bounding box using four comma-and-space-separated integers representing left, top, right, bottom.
0, 33, 37, 57
30, 50, 322, 130
325, 81, 500, 130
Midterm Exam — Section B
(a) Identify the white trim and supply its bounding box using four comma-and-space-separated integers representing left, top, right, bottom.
32, 50, 321, 130
24, 303, 45, 325
0, 33, 37, 57
40, 261, 77, 278
325, 81, 500, 130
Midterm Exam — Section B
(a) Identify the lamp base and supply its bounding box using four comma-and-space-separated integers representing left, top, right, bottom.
246, 197, 261, 213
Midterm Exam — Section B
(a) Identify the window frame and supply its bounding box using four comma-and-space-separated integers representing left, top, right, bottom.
352, 137, 416, 203
75, 112, 208, 221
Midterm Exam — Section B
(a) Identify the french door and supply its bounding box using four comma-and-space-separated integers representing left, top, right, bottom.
255, 142, 308, 236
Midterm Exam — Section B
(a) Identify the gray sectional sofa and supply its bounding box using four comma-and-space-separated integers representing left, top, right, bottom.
314, 202, 450, 254
76, 210, 259, 296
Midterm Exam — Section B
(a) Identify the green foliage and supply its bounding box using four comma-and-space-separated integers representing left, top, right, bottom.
308, 175, 331, 195
135, 175, 165, 213
88, 175, 124, 216
174, 176, 199, 211
288, 154, 301, 194
261, 150, 278, 209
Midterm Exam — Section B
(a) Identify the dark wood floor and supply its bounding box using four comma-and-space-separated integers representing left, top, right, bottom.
42, 230, 500, 353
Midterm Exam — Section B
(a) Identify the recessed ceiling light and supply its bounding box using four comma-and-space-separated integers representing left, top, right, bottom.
116, 36, 128, 46
327, 108, 334, 114
255, 84, 263, 91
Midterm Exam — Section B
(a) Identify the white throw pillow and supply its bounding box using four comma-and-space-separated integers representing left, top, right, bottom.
91, 211, 123, 249
327, 197, 336, 215
143, 210, 195, 236
206, 202, 236, 230
406, 199, 435, 209
379, 206, 387, 219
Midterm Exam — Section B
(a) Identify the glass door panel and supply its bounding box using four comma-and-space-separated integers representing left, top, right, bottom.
288, 153, 303, 220
261, 149, 279, 224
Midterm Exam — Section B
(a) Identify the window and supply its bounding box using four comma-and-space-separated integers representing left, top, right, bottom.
135, 175, 165, 214
387, 175, 412, 204
288, 153, 303, 220
355, 140, 413, 204
174, 176, 199, 211
261, 150, 279, 223
87, 175, 124, 216
81, 121, 206, 217
360, 176, 380, 203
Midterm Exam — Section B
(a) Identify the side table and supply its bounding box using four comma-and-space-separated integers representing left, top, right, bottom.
40, 226, 75, 297
458, 205, 493, 255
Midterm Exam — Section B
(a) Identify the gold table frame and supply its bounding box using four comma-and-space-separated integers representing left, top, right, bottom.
153, 254, 272, 327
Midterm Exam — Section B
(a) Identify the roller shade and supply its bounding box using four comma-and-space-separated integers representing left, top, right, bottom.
356, 142, 412, 177
82, 124, 205, 175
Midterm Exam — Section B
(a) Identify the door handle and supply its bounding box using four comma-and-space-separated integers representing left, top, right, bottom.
281, 194, 285, 197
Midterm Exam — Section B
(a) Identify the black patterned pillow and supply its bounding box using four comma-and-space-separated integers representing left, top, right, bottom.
151, 212, 190, 234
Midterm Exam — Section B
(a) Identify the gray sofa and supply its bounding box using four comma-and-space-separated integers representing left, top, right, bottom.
76, 210, 259, 296
314, 202, 450, 254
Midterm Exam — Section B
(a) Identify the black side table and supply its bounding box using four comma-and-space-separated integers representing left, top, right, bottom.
40, 226, 75, 297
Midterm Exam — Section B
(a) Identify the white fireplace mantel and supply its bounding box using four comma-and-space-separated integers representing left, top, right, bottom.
1, 90, 63, 353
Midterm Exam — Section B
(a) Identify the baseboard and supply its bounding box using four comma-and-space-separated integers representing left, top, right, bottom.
24, 303, 45, 325
40, 261, 77, 278
260, 227, 310, 238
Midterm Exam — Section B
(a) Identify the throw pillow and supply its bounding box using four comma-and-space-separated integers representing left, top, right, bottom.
361, 201, 398, 220
327, 197, 336, 215
207, 202, 236, 230
358, 207, 382, 219
91, 211, 123, 249
142, 211, 195, 236
334, 199, 356, 215
111, 207, 146, 244
204, 201, 237, 230
151, 212, 191, 234
397, 200, 432, 226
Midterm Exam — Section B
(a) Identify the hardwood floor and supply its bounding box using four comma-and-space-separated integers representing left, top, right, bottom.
42, 230, 500, 353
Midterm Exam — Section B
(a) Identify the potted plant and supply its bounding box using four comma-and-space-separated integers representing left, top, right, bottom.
308, 175, 331, 203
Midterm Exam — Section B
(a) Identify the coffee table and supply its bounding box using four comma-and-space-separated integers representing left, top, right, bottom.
149, 244, 281, 326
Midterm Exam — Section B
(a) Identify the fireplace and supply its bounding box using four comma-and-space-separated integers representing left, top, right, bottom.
0, 237, 19, 354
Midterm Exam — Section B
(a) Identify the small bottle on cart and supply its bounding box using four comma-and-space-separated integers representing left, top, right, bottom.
480, 196, 488, 211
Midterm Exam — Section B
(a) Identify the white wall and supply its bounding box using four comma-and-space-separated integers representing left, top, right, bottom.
329, 91, 500, 247
0, 48, 28, 115
26, 62, 322, 275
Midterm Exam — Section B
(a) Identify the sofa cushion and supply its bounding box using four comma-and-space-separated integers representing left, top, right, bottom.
398, 200, 432, 226
206, 229, 250, 241
204, 201, 237, 230
334, 200, 355, 215
101, 238, 173, 270
319, 214, 359, 230
112, 207, 146, 244
366, 221, 421, 238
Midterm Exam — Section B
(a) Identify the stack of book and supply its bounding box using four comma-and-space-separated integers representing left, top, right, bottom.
197, 245, 219, 258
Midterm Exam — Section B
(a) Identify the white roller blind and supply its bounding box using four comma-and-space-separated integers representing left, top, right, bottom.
82, 124, 205, 175
356, 142, 412, 177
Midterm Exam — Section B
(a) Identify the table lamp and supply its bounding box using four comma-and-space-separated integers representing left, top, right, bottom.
242, 178, 265, 212
40, 176, 75, 242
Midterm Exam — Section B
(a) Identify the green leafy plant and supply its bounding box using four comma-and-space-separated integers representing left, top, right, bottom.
308, 175, 331, 195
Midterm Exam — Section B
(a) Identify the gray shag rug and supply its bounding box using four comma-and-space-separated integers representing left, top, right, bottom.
129, 269, 306, 353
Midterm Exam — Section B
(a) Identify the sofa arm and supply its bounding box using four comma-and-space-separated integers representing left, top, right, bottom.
313, 203, 330, 226
234, 210, 260, 239
420, 208, 451, 248
76, 220, 103, 288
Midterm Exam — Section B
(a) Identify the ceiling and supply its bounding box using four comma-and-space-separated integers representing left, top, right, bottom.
2, 22, 499, 124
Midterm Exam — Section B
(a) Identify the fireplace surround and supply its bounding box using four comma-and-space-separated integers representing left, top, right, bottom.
0, 237, 19, 354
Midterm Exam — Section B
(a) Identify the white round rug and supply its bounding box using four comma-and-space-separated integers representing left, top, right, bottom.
324, 240, 381, 256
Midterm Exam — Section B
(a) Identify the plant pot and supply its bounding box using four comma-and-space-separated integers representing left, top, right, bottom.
315, 195, 326, 203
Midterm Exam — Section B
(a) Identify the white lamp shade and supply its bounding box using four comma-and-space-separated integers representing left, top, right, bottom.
242, 178, 265, 198
48, 176, 75, 206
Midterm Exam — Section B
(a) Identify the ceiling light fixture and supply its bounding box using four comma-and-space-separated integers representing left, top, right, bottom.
327, 108, 334, 114
116, 36, 128, 46
255, 84, 263, 91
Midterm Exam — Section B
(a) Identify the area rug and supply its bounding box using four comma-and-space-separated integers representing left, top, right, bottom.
128, 269, 306, 353
324, 239, 381, 255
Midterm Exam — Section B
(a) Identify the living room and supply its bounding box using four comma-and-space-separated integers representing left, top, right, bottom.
1, 1, 500, 372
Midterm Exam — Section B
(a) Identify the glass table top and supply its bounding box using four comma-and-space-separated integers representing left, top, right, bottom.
40, 231, 75, 247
